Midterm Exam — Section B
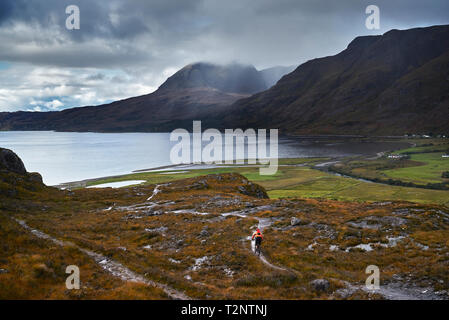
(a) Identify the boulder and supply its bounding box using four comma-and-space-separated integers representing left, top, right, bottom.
310, 279, 330, 292
176, 240, 184, 247
29, 172, 44, 184
237, 182, 268, 199
291, 217, 301, 226
0, 148, 26, 174
199, 228, 210, 237
190, 180, 209, 190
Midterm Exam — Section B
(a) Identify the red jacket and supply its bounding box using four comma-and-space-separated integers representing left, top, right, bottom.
252, 230, 263, 240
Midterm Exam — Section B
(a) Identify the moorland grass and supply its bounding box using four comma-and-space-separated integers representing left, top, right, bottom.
87, 163, 449, 206
381, 152, 449, 184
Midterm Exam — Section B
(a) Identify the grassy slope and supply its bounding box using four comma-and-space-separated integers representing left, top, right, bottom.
87, 162, 449, 206
331, 141, 449, 187
0, 212, 168, 300
262, 167, 449, 205
3, 172, 448, 299
83, 140, 449, 206
382, 152, 449, 184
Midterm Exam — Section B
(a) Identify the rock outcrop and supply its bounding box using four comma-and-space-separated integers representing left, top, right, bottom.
225, 25, 449, 135
0, 148, 44, 197
310, 279, 330, 292
0, 148, 26, 174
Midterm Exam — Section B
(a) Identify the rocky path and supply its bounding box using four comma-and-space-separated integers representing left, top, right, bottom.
146, 184, 165, 201
14, 218, 191, 300
222, 208, 288, 272
222, 207, 446, 300
336, 280, 446, 300
373, 283, 444, 300
252, 216, 288, 272
18, 180, 446, 300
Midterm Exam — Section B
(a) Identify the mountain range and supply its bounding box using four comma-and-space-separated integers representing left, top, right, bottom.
0, 24, 448, 135
225, 25, 449, 135
0, 63, 293, 132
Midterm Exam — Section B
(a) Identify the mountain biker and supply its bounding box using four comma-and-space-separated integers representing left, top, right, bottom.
252, 228, 263, 253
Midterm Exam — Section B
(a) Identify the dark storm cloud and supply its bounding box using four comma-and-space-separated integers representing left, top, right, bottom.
0, 0, 448, 111
0, 0, 150, 40
0, 0, 448, 68
0, 0, 14, 24
0, 0, 208, 68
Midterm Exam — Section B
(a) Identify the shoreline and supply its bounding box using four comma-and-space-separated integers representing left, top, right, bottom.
53, 139, 417, 189
55, 161, 275, 189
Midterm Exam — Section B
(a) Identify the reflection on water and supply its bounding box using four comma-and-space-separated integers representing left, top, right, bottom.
0, 131, 408, 185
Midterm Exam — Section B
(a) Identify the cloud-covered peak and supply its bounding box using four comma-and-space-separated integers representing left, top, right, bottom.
0, 0, 448, 111
159, 62, 267, 94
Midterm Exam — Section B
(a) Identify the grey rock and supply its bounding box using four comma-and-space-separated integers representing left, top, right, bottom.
29, 172, 43, 184
190, 180, 209, 190
291, 217, 301, 226
199, 228, 210, 237
347, 216, 407, 230
310, 279, 330, 292
335, 286, 358, 299
145, 226, 168, 234
237, 183, 268, 199
0, 148, 27, 174
176, 240, 184, 247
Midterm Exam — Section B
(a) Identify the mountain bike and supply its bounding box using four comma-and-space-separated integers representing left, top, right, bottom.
255, 243, 261, 256
254, 238, 262, 256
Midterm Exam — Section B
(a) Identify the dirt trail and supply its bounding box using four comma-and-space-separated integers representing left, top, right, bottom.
146, 184, 165, 201
222, 209, 288, 272
222, 209, 446, 300
14, 218, 191, 300
253, 217, 288, 272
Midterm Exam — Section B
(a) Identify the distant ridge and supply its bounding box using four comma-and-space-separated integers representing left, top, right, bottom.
0, 62, 291, 132
1, 25, 448, 135
159, 62, 267, 94
223, 25, 449, 135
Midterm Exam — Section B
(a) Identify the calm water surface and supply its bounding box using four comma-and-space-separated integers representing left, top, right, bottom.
0, 131, 408, 185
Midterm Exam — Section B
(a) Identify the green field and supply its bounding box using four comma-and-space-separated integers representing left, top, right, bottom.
382, 152, 449, 184
397, 142, 449, 154
86, 160, 449, 206
329, 140, 449, 188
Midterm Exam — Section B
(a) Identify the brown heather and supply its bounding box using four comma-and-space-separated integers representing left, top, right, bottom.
1, 169, 448, 299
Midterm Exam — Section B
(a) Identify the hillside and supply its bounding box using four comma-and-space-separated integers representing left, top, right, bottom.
0, 63, 289, 132
224, 25, 449, 135
1, 26, 448, 135
159, 62, 267, 94
0, 87, 248, 132
1, 149, 449, 299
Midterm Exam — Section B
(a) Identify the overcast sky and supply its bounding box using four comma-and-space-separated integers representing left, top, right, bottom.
0, 0, 448, 112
